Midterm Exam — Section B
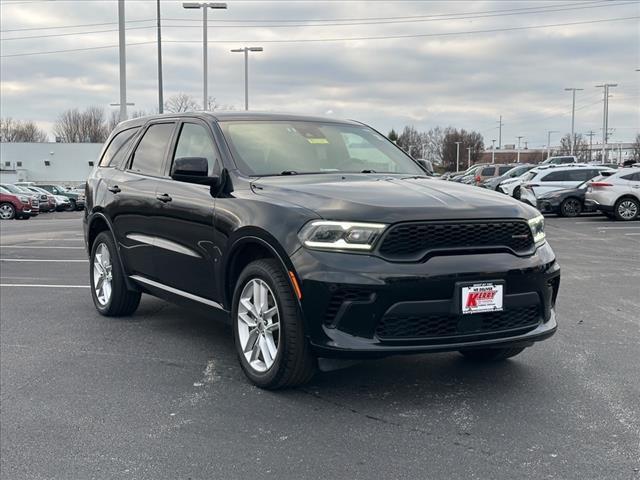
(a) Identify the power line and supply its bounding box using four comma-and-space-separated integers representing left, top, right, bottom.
0, 0, 621, 34
2, 15, 637, 58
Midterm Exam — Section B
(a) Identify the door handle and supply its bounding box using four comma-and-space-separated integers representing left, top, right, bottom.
156, 193, 172, 203
108, 185, 121, 194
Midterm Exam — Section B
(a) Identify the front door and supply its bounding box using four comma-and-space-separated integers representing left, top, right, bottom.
150, 120, 219, 301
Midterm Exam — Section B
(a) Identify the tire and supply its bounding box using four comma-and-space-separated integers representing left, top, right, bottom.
459, 346, 526, 361
559, 197, 582, 217
90, 231, 141, 316
66, 199, 76, 212
513, 186, 521, 199
232, 259, 316, 389
0, 202, 16, 220
613, 197, 639, 221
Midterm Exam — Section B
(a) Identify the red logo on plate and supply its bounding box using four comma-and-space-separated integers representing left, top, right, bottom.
465, 290, 497, 308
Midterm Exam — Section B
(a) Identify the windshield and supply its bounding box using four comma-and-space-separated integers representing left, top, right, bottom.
1, 184, 23, 194
219, 120, 424, 176
506, 165, 531, 178
521, 171, 538, 182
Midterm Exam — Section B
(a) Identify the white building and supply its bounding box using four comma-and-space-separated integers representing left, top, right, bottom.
0, 142, 103, 184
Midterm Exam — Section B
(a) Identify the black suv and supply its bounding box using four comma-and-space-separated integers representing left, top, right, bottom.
84, 113, 560, 389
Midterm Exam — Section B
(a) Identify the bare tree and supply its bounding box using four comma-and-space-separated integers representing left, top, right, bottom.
631, 133, 640, 162
422, 127, 445, 165
554, 133, 589, 160
164, 93, 199, 113
442, 128, 484, 171
54, 106, 109, 143
0, 117, 48, 142
396, 126, 423, 158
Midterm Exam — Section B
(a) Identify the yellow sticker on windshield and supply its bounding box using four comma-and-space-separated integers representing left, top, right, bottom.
307, 138, 329, 144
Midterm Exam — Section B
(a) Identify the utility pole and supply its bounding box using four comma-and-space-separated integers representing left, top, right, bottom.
547, 130, 558, 160
466, 147, 471, 168
230, 47, 263, 110
455, 141, 461, 172
586, 130, 595, 162
516, 136, 523, 163
156, 0, 164, 113
564, 87, 583, 154
497, 115, 503, 149
596, 83, 617, 162
491, 139, 496, 164
117, 0, 127, 121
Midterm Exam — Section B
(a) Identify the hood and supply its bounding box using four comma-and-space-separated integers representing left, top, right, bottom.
251, 173, 537, 223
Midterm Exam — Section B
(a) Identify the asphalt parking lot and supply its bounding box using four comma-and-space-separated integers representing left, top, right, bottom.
1, 212, 638, 479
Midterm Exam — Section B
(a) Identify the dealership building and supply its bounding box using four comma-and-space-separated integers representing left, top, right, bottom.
0, 142, 102, 185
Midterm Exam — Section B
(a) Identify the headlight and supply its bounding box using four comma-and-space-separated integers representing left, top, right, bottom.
19, 195, 29, 203
527, 215, 546, 246
299, 220, 387, 251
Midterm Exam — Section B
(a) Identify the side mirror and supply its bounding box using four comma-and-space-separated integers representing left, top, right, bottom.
416, 159, 434, 175
171, 157, 219, 186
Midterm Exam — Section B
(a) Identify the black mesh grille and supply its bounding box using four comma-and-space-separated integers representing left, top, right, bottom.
324, 287, 374, 324
375, 306, 540, 340
378, 221, 534, 259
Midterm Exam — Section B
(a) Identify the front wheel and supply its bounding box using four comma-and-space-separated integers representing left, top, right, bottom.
0, 203, 16, 220
614, 197, 639, 221
459, 346, 526, 361
66, 199, 77, 211
560, 197, 582, 217
90, 231, 141, 316
232, 259, 316, 389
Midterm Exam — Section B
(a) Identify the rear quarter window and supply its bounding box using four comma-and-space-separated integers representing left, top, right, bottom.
481, 167, 494, 176
99, 127, 140, 167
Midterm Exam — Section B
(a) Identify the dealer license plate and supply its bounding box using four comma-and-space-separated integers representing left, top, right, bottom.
461, 283, 503, 314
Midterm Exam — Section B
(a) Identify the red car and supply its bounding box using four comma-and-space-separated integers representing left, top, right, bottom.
0, 187, 34, 220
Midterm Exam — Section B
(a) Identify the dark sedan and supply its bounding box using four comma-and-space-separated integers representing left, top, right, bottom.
536, 179, 597, 217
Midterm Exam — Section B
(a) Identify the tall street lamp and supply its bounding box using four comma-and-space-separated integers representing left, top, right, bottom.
182, 2, 227, 110
466, 147, 471, 168
546, 130, 558, 160
231, 46, 263, 110
491, 139, 496, 164
455, 141, 461, 172
516, 136, 523, 163
564, 87, 583, 154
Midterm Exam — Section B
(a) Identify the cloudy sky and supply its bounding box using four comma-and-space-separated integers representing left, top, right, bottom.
1, 0, 639, 147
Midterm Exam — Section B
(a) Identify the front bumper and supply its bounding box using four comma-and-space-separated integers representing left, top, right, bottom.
291, 243, 560, 358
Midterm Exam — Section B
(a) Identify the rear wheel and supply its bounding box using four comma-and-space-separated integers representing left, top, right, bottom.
232, 259, 316, 389
90, 231, 141, 316
614, 197, 639, 221
66, 199, 76, 211
560, 197, 582, 217
0, 203, 16, 219
459, 346, 526, 361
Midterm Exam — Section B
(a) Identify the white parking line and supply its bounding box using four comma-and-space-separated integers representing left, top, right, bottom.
0, 259, 88, 263
0, 246, 85, 249
0, 284, 89, 288
624, 233, 640, 236
596, 226, 640, 230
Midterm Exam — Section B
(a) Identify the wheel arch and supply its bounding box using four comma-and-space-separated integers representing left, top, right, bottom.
87, 212, 139, 291
224, 229, 301, 311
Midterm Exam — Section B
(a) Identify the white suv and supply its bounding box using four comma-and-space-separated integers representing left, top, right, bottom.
585, 167, 640, 221
519, 164, 614, 206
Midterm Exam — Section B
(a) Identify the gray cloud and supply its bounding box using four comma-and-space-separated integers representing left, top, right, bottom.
1, 0, 638, 146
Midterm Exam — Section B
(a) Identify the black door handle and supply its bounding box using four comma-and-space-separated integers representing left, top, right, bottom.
156, 193, 172, 203
108, 185, 121, 194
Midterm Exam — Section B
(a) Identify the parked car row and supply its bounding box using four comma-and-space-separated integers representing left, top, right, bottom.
0, 182, 85, 220
441, 160, 640, 221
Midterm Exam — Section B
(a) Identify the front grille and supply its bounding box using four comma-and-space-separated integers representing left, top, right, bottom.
375, 306, 540, 340
324, 287, 374, 325
378, 221, 534, 260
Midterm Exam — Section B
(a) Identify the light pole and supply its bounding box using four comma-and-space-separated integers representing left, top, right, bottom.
546, 130, 558, 159
564, 87, 583, 154
466, 147, 471, 168
596, 83, 617, 162
183, 2, 228, 110
157, 0, 164, 113
491, 139, 496, 164
231, 46, 263, 110
497, 115, 503, 149
455, 141, 461, 172
117, 0, 127, 121
516, 136, 523, 163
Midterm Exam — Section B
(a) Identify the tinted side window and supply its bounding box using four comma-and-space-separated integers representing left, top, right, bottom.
481, 167, 494, 176
541, 171, 571, 181
99, 127, 140, 167
130, 123, 175, 176
172, 123, 218, 175
620, 172, 640, 181
498, 166, 512, 175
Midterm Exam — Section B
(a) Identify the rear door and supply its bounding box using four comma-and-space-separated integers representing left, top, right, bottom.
535, 169, 572, 196
150, 119, 220, 300
107, 121, 177, 280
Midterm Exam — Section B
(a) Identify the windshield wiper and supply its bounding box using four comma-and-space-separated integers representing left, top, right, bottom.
280, 170, 299, 175
360, 169, 376, 173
